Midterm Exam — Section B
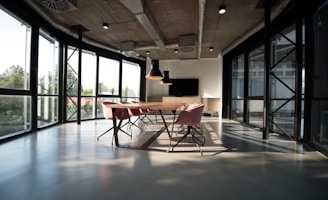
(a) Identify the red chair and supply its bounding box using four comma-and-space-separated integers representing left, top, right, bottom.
171, 103, 205, 154
97, 102, 131, 143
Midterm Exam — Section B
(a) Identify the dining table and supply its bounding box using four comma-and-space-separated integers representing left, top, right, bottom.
103, 101, 186, 150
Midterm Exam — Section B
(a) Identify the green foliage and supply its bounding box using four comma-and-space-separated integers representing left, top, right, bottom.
0, 65, 25, 89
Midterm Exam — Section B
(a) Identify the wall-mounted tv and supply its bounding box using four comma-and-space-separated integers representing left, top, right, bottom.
169, 78, 199, 96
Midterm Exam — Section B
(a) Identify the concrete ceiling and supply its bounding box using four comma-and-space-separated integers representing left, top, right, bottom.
25, 0, 288, 60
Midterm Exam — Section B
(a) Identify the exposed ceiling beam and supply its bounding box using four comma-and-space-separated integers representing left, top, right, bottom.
120, 0, 167, 51
197, 0, 206, 59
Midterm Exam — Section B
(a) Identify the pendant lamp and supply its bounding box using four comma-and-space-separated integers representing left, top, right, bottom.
160, 70, 173, 85
146, 60, 163, 80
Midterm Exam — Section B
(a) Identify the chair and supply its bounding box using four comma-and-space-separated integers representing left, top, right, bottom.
97, 102, 131, 144
120, 101, 143, 130
131, 101, 154, 125
171, 103, 205, 154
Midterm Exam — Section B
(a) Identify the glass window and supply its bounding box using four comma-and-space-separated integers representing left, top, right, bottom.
231, 54, 244, 121
98, 57, 120, 96
37, 30, 59, 127
38, 32, 59, 95
248, 100, 263, 127
0, 95, 31, 138
81, 51, 96, 119
312, 1, 328, 149
0, 9, 31, 90
0, 9, 32, 138
66, 47, 79, 121
121, 60, 140, 101
248, 46, 264, 96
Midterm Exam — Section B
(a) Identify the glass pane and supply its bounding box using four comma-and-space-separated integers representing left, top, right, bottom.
98, 57, 119, 95
311, 100, 328, 147
248, 100, 263, 127
122, 60, 140, 98
0, 9, 30, 90
97, 97, 121, 118
81, 97, 95, 120
38, 31, 59, 95
314, 3, 328, 98
66, 97, 77, 121
81, 51, 96, 96
0, 95, 31, 138
232, 54, 244, 98
37, 96, 58, 127
312, 1, 328, 152
271, 26, 296, 99
66, 47, 79, 121
248, 46, 264, 96
271, 100, 295, 136
231, 99, 243, 121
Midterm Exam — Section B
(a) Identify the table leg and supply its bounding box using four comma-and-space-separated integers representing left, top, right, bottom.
159, 110, 172, 152
112, 108, 119, 146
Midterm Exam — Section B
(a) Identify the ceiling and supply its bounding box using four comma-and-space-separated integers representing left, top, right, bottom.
24, 0, 288, 60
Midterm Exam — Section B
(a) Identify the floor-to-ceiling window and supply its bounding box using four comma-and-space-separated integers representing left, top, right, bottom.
271, 25, 298, 137
66, 47, 79, 121
97, 56, 121, 117
0, 8, 31, 138
311, 0, 328, 151
81, 51, 97, 120
248, 45, 264, 127
121, 60, 141, 102
231, 54, 244, 121
37, 29, 59, 127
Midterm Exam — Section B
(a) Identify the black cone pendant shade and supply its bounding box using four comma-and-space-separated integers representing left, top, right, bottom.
160, 70, 172, 85
146, 60, 163, 80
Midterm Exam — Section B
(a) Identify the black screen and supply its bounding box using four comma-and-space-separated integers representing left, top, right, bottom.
169, 78, 199, 96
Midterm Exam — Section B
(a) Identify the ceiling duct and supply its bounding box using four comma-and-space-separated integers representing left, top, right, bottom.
178, 34, 196, 52
120, 41, 139, 57
37, 0, 77, 13
120, 0, 166, 51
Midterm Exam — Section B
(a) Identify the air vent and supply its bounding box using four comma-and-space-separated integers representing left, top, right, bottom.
38, 0, 77, 13
120, 41, 139, 57
178, 34, 195, 52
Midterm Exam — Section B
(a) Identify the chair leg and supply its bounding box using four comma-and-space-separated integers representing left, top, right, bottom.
171, 126, 192, 151
97, 127, 114, 141
190, 126, 205, 146
98, 122, 132, 143
171, 126, 205, 155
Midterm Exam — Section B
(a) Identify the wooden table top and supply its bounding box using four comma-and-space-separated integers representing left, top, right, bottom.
103, 102, 186, 110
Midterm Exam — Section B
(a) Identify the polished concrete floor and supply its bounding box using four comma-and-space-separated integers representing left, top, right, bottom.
0, 116, 327, 200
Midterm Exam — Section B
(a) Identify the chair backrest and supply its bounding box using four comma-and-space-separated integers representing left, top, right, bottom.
102, 102, 129, 120
120, 101, 141, 116
175, 103, 204, 126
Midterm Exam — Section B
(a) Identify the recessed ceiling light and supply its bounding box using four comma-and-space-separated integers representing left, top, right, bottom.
209, 47, 214, 51
103, 23, 109, 29
218, 5, 226, 15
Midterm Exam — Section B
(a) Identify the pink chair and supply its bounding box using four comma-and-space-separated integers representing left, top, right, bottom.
120, 101, 142, 130
171, 103, 205, 154
97, 102, 131, 143
131, 100, 153, 125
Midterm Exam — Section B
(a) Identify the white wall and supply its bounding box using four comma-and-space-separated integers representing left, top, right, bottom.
146, 55, 222, 99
